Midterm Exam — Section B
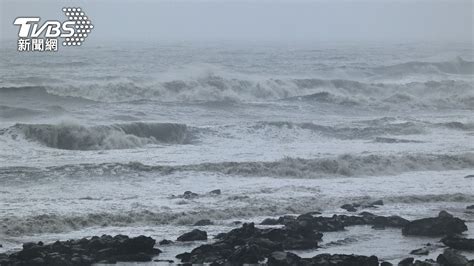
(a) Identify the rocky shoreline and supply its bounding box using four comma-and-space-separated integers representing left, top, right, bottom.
0, 208, 473, 265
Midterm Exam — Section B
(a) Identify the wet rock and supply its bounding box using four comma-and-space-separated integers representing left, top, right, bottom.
309, 253, 379, 266
441, 235, 474, 251
381, 262, 393, 266
341, 203, 358, 212
267, 251, 302, 266
261, 251, 380, 266
260, 215, 296, 225
159, 239, 172, 245
402, 211, 467, 236
208, 189, 221, 195
183, 191, 199, 199
398, 257, 414, 265
436, 249, 469, 265
264, 212, 408, 233
194, 219, 213, 226
464, 174, 474, 178
154, 259, 174, 263
176, 222, 321, 264
438, 210, 453, 218
175, 252, 191, 262
0, 235, 160, 265
260, 218, 279, 225
410, 247, 429, 255
177, 229, 208, 241
371, 199, 384, 206
467, 205, 474, 210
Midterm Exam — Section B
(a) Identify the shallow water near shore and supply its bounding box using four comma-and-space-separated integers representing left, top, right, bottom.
0, 41, 473, 263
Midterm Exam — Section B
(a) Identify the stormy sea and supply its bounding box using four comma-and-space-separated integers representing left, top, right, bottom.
0, 41, 473, 264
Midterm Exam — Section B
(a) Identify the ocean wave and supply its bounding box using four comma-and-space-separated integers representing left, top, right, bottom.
436, 121, 474, 131
0, 105, 40, 119
253, 121, 424, 139
1, 192, 473, 237
1, 153, 472, 179
373, 137, 424, 143
374, 57, 474, 76
286, 79, 474, 110
0, 122, 192, 150
183, 153, 474, 178
2, 77, 473, 109
0, 86, 94, 103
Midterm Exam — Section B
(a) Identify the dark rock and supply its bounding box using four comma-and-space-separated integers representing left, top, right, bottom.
398, 257, 414, 265
208, 189, 221, 195
227, 243, 265, 264
371, 199, 384, 206
381, 262, 393, 266
115, 252, 153, 262
341, 203, 358, 212
441, 235, 474, 251
260, 215, 296, 225
410, 247, 429, 255
414, 259, 437, 265
154, 259, 175, 263
177, 229, 208, 241
402, 211, 467, 236
259, 212, 408, 234
215, 233, 227, 239
194, 219, 213, 226
176, 252, 191, 262
438, 210, 453, 218
467, 205, 474, 210
360, 211, 376, 217
267, 251, 302, 266
176, 222, 321, 264
260, 218, 279, 225
0, 235, 159, 265
261, 251, 380, 266
464, 174, 474, 178
159, 239, 173, 245
309, 253, 379, 266
183, 191, 199, 199
27, 257, 45, 266
436, 249, 469, 265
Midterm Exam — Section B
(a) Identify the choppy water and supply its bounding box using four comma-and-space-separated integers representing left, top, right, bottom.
0, 41, 473, 262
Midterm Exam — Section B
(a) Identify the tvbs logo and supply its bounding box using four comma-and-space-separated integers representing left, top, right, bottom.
13, 7, 94, 52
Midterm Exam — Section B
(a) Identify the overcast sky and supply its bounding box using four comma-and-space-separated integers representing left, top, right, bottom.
1, 0, 472, 44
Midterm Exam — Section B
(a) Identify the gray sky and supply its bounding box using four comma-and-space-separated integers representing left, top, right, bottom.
1, 0, 472, 44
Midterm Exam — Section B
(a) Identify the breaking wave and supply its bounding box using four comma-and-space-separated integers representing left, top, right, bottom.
1, 191, 473, 236
1, 153, 472, 179
0, 105, 39, 119
374, 57, 474, 76
2, 77, 473, 109
0, 122, 192, 150
253, 121, 425, 139
182, 153, 474, 178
